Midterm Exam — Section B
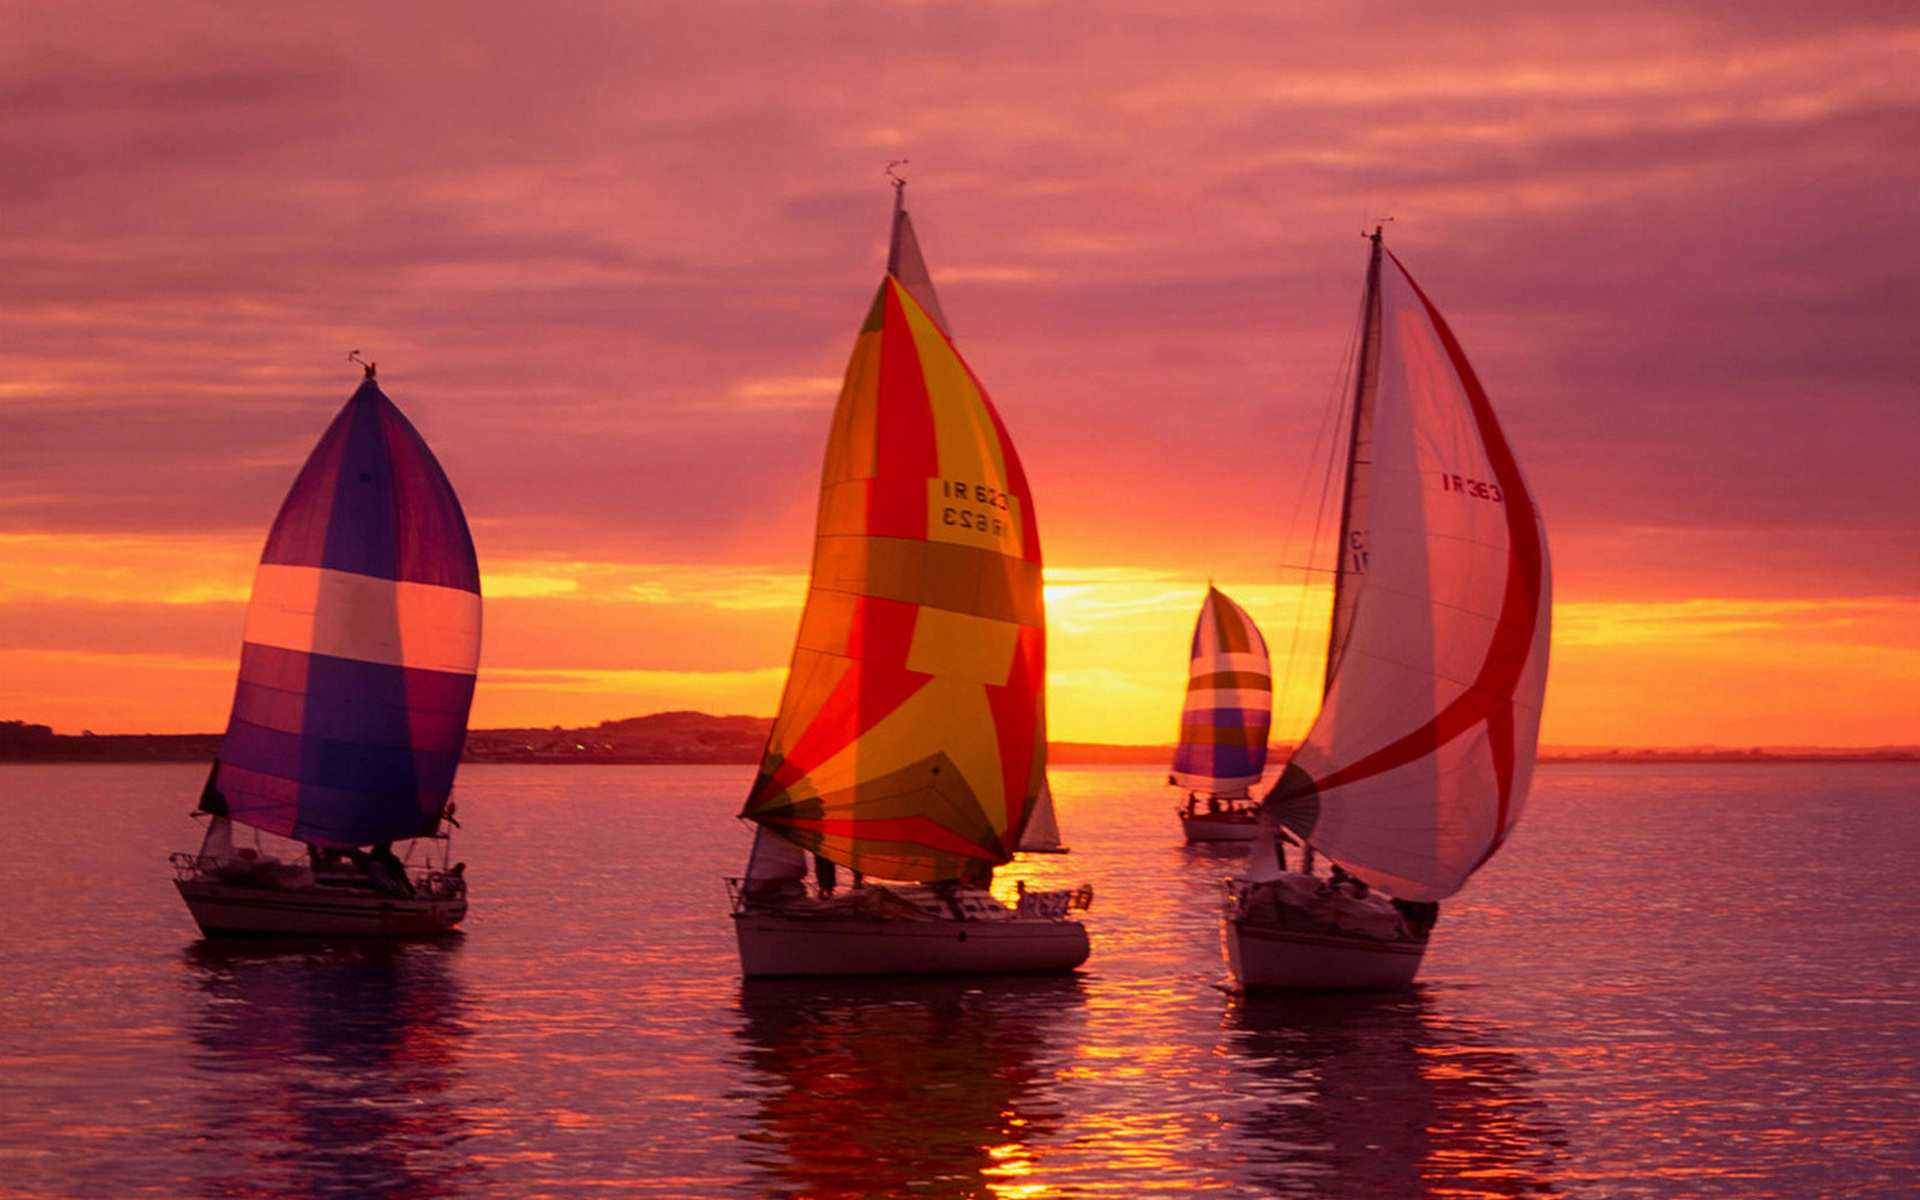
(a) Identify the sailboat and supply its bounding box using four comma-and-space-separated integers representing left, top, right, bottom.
728, 178, 1091, 978
172, 360, 480, 937
1172, 586, 1273, 842
1224, 230, 1552, 989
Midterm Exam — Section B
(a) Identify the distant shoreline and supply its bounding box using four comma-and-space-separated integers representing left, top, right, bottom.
3, 718, 1915, 765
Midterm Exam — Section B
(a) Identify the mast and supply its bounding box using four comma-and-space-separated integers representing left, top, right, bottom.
881, 163, 951, 336
886, 162, 908, 277
1323, 227, 1384, 695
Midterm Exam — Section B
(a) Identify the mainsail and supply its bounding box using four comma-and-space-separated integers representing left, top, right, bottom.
1170, 587, 1272, 798
209, 374, 482, 848
740, 189, 1048, 883
1266, 234, 1552, 902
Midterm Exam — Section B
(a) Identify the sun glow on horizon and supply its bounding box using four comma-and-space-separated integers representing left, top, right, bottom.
2, 533, 1916, 747
0, 531, 259, 606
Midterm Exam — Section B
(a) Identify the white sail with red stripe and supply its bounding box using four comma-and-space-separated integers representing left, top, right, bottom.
1265, 232, 1552, 902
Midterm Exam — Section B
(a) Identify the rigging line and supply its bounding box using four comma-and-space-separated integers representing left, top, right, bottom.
1272, 342, 1351, 746
1272, 277, 1369, 748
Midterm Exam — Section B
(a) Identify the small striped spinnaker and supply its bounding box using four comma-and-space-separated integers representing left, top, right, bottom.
1170, 587, 1272, 799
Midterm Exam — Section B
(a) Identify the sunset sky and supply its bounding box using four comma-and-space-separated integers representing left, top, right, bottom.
2, 1, 1916, 748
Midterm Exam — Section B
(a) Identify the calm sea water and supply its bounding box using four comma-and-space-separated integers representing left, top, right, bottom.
1, 762, 1916, 1198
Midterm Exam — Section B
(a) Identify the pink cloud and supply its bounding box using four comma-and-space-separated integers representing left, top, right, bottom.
0, 0, 1913, 608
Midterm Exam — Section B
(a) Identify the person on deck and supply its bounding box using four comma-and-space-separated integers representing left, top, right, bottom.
366, 843, 414, 897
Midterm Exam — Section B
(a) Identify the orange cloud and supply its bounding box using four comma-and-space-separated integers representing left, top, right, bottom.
2, 3, 1916, 753
1545, 597, 1920, 747
5, 531, 1917, 750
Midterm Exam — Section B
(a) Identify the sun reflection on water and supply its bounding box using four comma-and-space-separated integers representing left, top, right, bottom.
731, 975, 1086, 1199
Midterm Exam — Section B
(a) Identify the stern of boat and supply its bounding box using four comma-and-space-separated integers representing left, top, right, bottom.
727, 879, 1091, 978
1222, 876, 1428, 991
173, 850, 468, 938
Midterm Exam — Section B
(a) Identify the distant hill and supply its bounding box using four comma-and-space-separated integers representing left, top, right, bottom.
0, 721, 219, 762
1536, 744, 1920, 764
0, 714, 1184, 766
3, 718, 1915, 765
0, 712, 777, 765
463, 711, 774, 764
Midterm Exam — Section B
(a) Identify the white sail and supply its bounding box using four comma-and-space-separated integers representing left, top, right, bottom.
1269, 245, 1552, 902
886, 192, 950, 337
1015, 779, 1066, 853
745, 824, 809, 883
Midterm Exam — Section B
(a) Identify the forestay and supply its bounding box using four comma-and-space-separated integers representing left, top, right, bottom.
1268, 243, 1551, 902
741, 202, 1048, 884
212, 378, 482, 848
1170, 587, 1272, 798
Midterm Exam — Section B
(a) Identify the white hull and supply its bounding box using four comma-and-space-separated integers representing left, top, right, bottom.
734, 911, 1089, 978
1181, 813, 1259, 842
1224, 918, 1426, 990
1223, 872, 1429, 990
176, 878, 466, 938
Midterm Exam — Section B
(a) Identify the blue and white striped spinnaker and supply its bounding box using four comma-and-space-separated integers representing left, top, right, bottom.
1169, 587, 1272, 798
210, 376, 481, 848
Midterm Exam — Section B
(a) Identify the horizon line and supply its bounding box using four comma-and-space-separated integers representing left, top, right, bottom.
4, 716, 1917, 758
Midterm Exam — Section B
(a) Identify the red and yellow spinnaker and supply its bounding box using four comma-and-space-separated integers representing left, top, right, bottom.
741, 213, 1046, 883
